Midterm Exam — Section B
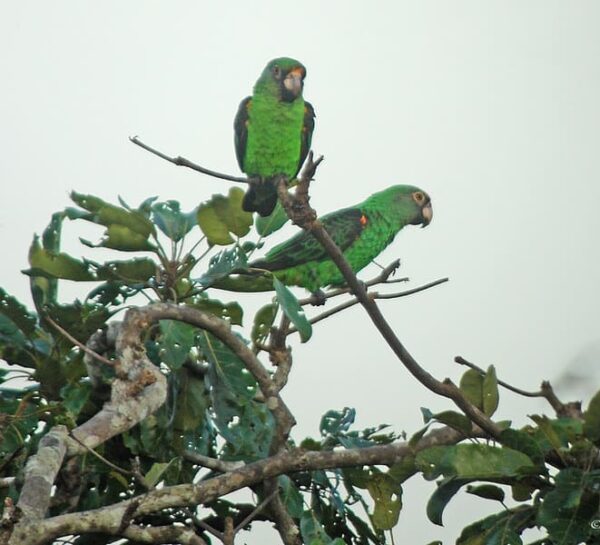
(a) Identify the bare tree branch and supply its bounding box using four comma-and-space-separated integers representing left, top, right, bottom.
66, 306, 168, 454
130, 136, 249, 184
122, 523, 207, 545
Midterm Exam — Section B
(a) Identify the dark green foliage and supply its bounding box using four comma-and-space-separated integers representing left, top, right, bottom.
273, 278, 312, 342
2, 189, 599, 544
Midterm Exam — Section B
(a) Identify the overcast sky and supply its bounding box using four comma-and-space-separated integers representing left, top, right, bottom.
2, 2, 600, 543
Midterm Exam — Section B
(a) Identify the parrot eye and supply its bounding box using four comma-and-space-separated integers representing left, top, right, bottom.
272, 65, 281, 78
413, 192, 425, 204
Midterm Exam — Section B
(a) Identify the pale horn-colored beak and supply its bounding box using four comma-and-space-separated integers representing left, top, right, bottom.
283, 68, 304, 96
421, 202, 433, 227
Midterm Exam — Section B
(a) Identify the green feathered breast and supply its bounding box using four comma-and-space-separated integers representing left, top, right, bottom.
234, 57, 315, 216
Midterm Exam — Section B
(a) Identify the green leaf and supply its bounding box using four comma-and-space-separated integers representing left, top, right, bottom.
388, 455, 417, 484
432, 410, 472, 435
482, 365, 499, 417
159, 320, 196, 370
172, 369, 208, 432
367, 472, 402, 530
511, 481, 535, 501
143, 459, 179, 488
93, 258, 157, 283
537, 467, 596, 545
320, 407, 356, 436
278, 475, 304, 518
86, 224, 156, 252
459, 369, 483, 410
199, 332, 273, 456
426, 477, 468, 526
415, 444, 535, 481
421, 407, 434, 423
255, 201, 289, 237
466, 484, 505, 502
300, 510, 335, 545
25, 236, 95, 281
0, 288, 37, 336
408, 424, 430, 448
196, 246, 248, 287
197, 188, 253, 245
251, 303, 278, 345
152, 200, 197, 242
529, 414, 564, 453
273, 278, 312, 342
499, 428, 545, 467
60, 382, 92, 418
457, 505, 536, 545
70, 191, 155, 237
188, 295, 243, 326
584, 390, 600, 443
42, 211, 64, 253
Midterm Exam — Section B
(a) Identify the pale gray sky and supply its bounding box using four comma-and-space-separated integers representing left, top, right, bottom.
2, 2, 600, 543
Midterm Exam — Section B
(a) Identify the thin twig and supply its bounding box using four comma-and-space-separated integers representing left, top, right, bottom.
45, 316, 115, 367
130, 136, 249, 184
70, 433, 140, 483
297, 259, 406, 306
195, 518, 224, 541
288, 278, 449, 334
454, 356, 581, 418
234, 489, 279, 533
455, 356, 545, 398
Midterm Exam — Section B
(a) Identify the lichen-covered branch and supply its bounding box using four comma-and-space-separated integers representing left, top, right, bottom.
66, 306, 168, 454
16, 425, 68, 520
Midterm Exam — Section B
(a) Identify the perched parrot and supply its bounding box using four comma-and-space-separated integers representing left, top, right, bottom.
234, 57, 315, 217
215, 185, 433, 294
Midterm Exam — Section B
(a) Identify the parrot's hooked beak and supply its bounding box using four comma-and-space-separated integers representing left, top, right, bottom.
421, 202, 433, 227
283, 67, 304, 98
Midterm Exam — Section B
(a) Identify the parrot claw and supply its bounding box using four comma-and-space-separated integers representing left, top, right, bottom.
310, 289, 327, 306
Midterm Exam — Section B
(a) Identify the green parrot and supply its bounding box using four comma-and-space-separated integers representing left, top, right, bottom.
215, 185, 432, 294
234, 57, 315, 217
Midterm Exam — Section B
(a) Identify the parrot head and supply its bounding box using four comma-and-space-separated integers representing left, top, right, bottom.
380, 185, 433, 228
256, 57, 307, 102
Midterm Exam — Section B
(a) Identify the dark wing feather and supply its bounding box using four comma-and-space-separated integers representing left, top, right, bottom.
296, 101, 316, 176
252, 208, 363, 271
233, 97, 252, 171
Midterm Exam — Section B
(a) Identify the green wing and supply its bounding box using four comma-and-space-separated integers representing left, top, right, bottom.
252, 207, 364, 271
297, 101, 316, 175
234, 96, 251, 171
